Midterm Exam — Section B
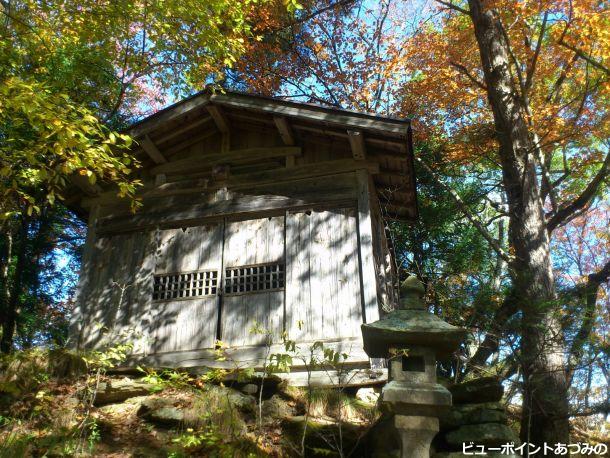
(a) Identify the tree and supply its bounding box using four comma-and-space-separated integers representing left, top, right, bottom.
0, 0, 300, 351
229, 0, 610, 445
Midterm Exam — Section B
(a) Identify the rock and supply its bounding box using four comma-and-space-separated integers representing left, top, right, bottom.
356, 387, 380, 405
449, 377, 503, 404
224, 388, 256, 413
440, 402, 507, 430
48, 349, 87, 379
261, 394, 294, 420
444, 423, 519, 448
93, 377, 155, 405
146, 406, 185, 426
138, 396, 185, 427
283, 415, 368, 456
98, 396, 146, 416
358, 414, 401, 458
240, 383, 258, 395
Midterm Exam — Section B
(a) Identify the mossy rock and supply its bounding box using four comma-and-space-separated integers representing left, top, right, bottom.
261, 394, 295, 421
282, 415, 369, 457
449, 377, 504, 405
93, 378, 156, 406
440, 402, 507, 430
355, 413, 401, 458
444, 423, 519, 448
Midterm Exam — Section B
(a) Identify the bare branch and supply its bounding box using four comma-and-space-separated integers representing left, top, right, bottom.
559, 39, 610, 76
567, 258, 610, 381
547, 150, 610, 232
435, 0, 471, 16
524, 11, 548, 94
450, 61, 487, 90
415, 157, 513, 264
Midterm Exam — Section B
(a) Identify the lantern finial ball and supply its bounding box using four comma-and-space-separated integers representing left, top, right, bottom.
399, 276, 426, 310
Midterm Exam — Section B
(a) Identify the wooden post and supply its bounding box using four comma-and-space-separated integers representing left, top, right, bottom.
356, 169, 380, 323
69, 203, 101, 349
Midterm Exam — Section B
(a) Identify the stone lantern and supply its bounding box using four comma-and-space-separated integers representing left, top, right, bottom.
361, 276, 466, 458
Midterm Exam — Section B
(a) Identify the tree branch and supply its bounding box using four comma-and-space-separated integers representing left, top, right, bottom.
547, 150, 610, 232
559, 40, 610, 76
450, 61, 487, 90
567, 258, 610, 380
415, 157, 513, 263
524, 11, 548, 95
435, 0, 471, 16
463, 290, 519, 377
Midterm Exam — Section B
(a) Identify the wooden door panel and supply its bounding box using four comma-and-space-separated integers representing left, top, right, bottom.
221, 216, 285, 346
220, 291, 284, 347
286, 208, 362, 341
151, 223, 223, 353
149, 297, 218, 353
222, 216, 284, 266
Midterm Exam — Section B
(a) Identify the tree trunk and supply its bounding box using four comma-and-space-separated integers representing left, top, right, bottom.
0, 217, 27, 353
467, 0, 570, 446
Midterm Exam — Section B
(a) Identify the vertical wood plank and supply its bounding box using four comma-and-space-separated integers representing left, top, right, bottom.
356, 170, 380, 323
131, 230, 156, 355
70, 204, 100, 349
285, 211, 311, 340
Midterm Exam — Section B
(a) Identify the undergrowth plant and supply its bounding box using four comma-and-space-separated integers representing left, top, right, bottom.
261, 320, 364, 457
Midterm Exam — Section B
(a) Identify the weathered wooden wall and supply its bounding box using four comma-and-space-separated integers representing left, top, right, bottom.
73, 119, 399, 370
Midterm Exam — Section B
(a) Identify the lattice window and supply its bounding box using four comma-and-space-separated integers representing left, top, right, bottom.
224, 263, 285, 294
153, 270, 218, 301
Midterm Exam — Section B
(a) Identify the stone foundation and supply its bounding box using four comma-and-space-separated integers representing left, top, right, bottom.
432, 377, 520, 458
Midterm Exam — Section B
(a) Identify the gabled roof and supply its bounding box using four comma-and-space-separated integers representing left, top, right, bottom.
128, 89, 411, 139
71, 90, 418, 222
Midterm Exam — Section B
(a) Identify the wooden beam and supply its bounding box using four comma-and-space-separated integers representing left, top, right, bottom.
145, 159, 379, 198
275, 368, 387, 388
151, 115, 213, 146
154, 174, 167, 186
274, 116, 296, 145
210, 92, 409, 136
206, 104, 230, 152
163, 129, 218, 157
125, 337, 373, 373
140, 135, 167, 164
98, 194, 357, 234
356, 169, 380, 324
347, 130, 366, 160
128, 94, 211, 138
81, 172, 358, 209
150, 146, 302, 175
206, 104, 230, 134
291, 123, 407, 153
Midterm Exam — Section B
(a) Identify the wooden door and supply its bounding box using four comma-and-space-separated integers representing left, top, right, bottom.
150, 224, 223, 353
220, 216, 285, 346
285, 208, 362, 341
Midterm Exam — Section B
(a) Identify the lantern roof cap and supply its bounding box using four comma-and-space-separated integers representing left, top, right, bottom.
361, 277, 466, 358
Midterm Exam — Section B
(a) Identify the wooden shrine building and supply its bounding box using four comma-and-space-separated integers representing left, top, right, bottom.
69, 90, 418, 381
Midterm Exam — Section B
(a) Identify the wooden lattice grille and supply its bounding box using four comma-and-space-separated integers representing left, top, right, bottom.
153, 270, 218, 301
224, 263, 285, 295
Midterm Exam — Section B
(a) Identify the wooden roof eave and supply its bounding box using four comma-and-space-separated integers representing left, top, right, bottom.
126, 90, 411, 142
76, 91, 418, 223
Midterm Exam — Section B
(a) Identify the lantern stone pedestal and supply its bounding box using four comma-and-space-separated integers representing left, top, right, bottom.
361, 277, 466, 458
